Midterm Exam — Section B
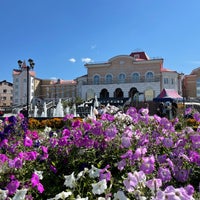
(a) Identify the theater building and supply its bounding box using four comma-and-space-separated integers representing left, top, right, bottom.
76, 51, 183, 104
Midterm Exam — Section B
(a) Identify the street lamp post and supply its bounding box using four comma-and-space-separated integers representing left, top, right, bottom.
18, 59, 35, 119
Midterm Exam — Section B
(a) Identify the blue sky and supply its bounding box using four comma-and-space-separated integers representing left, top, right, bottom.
1, 0, 200, 82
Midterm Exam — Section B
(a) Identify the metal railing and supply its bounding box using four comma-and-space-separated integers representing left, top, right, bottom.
82, 75, 161, 85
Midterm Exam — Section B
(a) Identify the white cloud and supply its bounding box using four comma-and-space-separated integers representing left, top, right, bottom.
69, 58, 76, 63
81, 57, 93, 63
91, 44, 96, 49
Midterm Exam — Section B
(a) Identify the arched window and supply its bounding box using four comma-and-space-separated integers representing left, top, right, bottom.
100, 88, 109, 98
93, 75, 100, 85
118, 73, 126, 83
132, 73, 140, 82
196, 78, 200, 97
146, 71, 154, 81
105, 74, 113, 84
114, 88, 123, 98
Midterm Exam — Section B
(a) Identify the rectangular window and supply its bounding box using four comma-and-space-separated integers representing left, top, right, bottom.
164, 78, 168, 84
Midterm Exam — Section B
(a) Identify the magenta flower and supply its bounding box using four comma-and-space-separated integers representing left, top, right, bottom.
62, 128, 71, 137
31, 173, 40, 187
24, 151, 38, 161
72, 119, 81, 128
37, 183, 44, 193
24, 136, 33, 147
101, 113, 115, 121
140, 155, 155, 174
0, 153, 8, 163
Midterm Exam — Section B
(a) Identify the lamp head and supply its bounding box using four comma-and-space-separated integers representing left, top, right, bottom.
28, 58, 35, 69
17, 60, 23, 68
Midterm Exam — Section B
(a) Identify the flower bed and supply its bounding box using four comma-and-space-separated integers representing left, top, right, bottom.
0, 106, 200, 199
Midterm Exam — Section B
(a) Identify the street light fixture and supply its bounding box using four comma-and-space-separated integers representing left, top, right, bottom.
18, 59, 35, 119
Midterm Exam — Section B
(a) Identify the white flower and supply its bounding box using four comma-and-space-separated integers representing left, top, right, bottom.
88, 165, 100, 178
113, 190, 129, 200
0, 189, 8, 200
77, 168, 89, 180
64, 172, 76, 188
12, 189, 28, 200
54, 191, 72, 199
44, 126, 52, 134
34, 170, 43, 180
92, 179, 107, 195
76, 195, 89, 200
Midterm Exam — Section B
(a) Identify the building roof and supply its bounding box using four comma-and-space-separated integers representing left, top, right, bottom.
129, 51, 150, 60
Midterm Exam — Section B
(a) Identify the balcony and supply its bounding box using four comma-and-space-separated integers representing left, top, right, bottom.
82, 75, 161, 85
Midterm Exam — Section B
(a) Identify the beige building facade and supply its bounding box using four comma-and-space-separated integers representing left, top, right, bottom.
0, 80, 13, 108
77, 51, 182, 102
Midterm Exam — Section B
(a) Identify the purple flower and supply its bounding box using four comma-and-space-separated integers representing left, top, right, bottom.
132, 147, 147, 160
140, 155, 155, 174
190, 134, 200, 149
189, 150, 200, 165
121, 136, 131, 148
185, 107, 192, 115
104, 125, 117, 140
99, 165, 111, 182
157, 167, 172, 183
117, 159, 126, 171
120, 150, 133, 159
146, 178, 162, 191
193, 112, 200, 122
174, 168, 189, 182
6, 179, 20, 195
185, 184, 194, 196
162, 137, 174, 148
14, 157, 23, 169
157, 154, 168, 164
123, 171, 146, 192
50, 165, 57, 173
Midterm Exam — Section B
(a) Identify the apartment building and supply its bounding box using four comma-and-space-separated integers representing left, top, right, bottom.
0, 80, 13, 108
183, 67, 200, 99
77, 51, 183, 102
32, 78, 77, 106
12, 64, 36, 107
